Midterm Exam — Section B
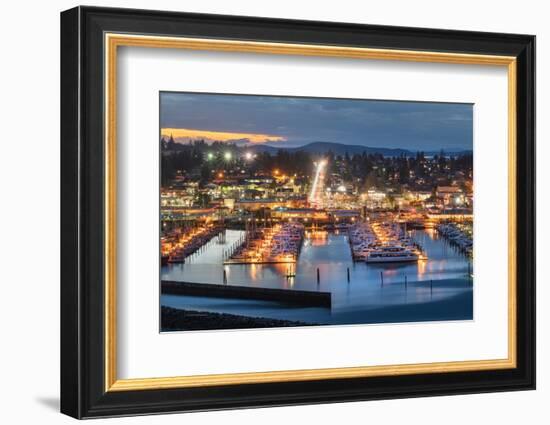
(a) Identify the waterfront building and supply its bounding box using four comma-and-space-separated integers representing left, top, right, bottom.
435, 185, 463, 206
160, 189, 195, 207
235, 197, 307, 212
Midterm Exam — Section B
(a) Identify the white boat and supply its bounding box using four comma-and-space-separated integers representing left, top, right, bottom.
365, 245, 419, 263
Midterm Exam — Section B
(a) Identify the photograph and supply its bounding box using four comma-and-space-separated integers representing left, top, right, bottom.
56, 4, 536, 419
159, 92, 474, 331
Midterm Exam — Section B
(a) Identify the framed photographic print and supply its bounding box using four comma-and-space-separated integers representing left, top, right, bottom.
60, 6, 535, 419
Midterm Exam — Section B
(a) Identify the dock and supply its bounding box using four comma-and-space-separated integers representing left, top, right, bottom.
223, 259, 296, 265
225, 223, 304, 264
161, 280, 331, 308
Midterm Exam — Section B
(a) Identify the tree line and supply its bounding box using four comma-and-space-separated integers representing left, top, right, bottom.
161, 138, 472, 191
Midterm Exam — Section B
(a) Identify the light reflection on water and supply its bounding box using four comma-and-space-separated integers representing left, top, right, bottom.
161, 229, 473, 324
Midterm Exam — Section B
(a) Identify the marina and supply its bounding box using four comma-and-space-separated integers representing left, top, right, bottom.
348, 219, 426, 263
161, 225, 224, 264
436, 222, 473, 257
224, 223, 304, 264
158, 93, 475, 330
161, 225, 473, 326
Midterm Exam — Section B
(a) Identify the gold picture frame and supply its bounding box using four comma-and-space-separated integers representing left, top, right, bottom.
61, 7, 534, 418
104, 33, 517, 392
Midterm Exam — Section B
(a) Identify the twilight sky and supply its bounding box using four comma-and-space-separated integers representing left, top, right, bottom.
160, 92, 473, 151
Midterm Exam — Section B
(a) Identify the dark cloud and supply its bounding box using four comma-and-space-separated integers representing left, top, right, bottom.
160, 92, 473, 151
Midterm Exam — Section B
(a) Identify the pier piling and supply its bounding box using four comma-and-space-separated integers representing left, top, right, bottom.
380, 271, 384, 287
405, 275, 408, 289
347, 267, 350, 283
223, 269, 227, 285
317, 268, 320, 284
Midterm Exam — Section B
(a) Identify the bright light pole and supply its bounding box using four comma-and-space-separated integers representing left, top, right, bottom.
224, 152, 232, 161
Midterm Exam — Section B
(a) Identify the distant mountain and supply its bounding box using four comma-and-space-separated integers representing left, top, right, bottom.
248, 142, 413, 157
163, 138, 472, 157
424, 148, 473, 156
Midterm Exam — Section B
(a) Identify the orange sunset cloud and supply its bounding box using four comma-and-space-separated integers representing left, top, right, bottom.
161, 128, 286, 144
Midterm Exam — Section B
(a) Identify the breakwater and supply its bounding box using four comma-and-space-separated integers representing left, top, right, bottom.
161, 280, 331, 307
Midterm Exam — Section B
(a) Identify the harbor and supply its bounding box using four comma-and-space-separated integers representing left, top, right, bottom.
161, 224, 473, 326
160, 154, 474, 328
159, 94, 475, 330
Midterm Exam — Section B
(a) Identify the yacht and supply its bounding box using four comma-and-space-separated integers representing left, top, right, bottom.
365, 245, 419, 263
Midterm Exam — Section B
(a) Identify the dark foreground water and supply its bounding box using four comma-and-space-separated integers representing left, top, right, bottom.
161, 229, 473, 327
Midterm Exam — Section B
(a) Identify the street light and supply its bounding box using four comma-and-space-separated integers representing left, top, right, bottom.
245, 152, 253, 160
207, 152, 214, 160
224, 152, 232, 161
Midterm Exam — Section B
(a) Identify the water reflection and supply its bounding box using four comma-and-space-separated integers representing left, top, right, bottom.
161, 229, 473, 325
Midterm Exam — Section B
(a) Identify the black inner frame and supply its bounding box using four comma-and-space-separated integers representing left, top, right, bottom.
60, 6, 535, 419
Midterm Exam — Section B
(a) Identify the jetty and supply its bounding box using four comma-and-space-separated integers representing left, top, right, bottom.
161, 280, 331, 307
224, 223, 304, 264
161, 225, 224, 264
437, 222, 473, 257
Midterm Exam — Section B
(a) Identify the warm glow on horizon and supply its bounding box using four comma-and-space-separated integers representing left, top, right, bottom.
161, 127, 286, 144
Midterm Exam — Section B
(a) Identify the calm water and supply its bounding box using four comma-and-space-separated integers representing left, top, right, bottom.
161, 229, 473, 325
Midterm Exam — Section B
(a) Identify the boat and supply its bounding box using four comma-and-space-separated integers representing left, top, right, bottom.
365, 245, 419, 263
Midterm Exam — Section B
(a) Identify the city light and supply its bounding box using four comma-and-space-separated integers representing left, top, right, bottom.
159, 95, 474, 332
308, 160, 327, 206
162, 148, 473, 263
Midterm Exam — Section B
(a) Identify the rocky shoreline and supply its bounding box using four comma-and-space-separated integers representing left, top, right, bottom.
161, 306, 315, 331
